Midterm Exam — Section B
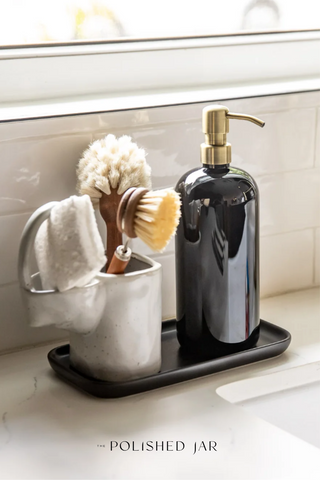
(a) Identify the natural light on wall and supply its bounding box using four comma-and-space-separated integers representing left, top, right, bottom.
0, 0, 320, 46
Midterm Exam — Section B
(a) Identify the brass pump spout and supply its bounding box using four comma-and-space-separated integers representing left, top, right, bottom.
227, 112, 265, 128
201, 105, 265, 166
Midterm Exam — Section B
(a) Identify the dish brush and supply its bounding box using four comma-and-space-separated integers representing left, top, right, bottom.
107, 187, 181, 274
76, 134, 151, 269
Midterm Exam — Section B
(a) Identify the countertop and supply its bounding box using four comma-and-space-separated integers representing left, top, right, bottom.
0, 288, 319, 480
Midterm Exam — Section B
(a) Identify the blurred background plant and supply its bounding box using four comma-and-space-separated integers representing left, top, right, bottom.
0, 0, 319, 46
0, 0, 125, 45
73, 1, 125, 40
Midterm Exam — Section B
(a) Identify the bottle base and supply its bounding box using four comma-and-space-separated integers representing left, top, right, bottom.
177, 320, 260, 360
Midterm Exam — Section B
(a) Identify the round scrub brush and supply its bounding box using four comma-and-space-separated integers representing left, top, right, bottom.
118, 187, 181, 252
77, 134, 152, 269
107, 187, 181, 274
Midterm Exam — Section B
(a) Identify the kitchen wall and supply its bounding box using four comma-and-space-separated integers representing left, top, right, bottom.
0, 90, 319, 353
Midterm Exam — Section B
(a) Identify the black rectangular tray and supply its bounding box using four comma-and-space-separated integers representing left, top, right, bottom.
48, 319, 291, 398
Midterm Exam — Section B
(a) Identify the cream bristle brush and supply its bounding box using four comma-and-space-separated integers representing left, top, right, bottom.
76, 134, 151, 270
107, 187, 181, 274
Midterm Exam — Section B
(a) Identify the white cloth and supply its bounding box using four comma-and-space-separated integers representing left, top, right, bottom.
35, 195, 106, 292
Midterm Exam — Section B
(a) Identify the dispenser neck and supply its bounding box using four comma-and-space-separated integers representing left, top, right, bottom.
203, 163, 230, 172
201, 142, 231, 166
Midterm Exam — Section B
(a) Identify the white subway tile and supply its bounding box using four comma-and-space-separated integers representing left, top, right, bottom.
93, 121, 202, 190
315, 228, 320, 285
257, 169, 320, 236
151, 253, 176, 320
229, 108, 316, 177
260, 230, 314, 298
0, 283, 67, 353
97, 104, 202, 130
0, 212, 36, 286
0, 134, 92, 215
315, 107, 320, 168
0, 114, 96, 143
223, 90, 320, 115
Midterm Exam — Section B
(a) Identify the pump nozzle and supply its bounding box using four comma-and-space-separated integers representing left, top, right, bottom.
227, 112, 265, 128
201, 105, 265, 166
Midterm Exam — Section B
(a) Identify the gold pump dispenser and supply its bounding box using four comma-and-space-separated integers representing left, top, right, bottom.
201, 105, 265, 166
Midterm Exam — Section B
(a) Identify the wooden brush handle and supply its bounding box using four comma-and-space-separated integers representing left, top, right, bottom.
107, 254, 128, 274
106, 245, 132, 274
116, 187, 136, 233
99, 189, 123, 271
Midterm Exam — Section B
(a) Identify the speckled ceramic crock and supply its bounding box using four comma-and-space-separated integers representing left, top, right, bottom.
69, 255, 162, 383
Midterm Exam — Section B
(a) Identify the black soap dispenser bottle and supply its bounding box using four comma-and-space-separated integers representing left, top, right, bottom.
175, 105, 265, 358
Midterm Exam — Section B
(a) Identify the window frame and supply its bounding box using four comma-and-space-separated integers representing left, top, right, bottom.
0, 30, 320, 120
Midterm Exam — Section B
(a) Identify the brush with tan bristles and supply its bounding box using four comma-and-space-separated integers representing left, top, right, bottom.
76, 134, 151, 270
107, 187, 181, 274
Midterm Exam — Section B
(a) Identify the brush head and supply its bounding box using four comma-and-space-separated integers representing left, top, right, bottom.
118, 188, 181, 252
76, 134, 152, 208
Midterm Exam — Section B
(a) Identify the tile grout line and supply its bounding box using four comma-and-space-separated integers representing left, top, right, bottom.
312, 228, 317, 285
260, 284, 320, 301
254, 165, 319, 180
313, 106, 319, 168
260, 226, 318, 239
0, 280, 19, 290
0, 131, 94, 145
249, 105, 320, 118
312, 228, 315, 285
0, 210, 35, 219
0, 163, 318, 219
0, 336, 69, 358
149, 251, 175, 260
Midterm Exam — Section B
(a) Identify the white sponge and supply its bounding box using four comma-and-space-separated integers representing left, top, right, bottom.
35, 195, 106, 292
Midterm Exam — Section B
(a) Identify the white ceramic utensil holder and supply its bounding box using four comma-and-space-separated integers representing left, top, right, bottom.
70, 256, 162, 382
18, 202, 162, 383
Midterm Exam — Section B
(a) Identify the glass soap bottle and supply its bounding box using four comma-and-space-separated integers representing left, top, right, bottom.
175, 105, 265, 358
